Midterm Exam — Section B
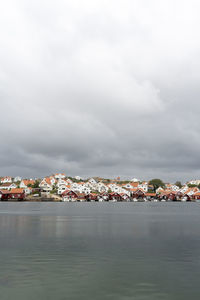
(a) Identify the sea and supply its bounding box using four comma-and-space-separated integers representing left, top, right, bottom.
0, 202, 200, 300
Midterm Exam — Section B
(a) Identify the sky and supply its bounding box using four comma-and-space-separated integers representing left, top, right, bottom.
0, 0, 200, 182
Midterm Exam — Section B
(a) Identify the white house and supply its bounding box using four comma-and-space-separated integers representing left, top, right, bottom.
56, 178, 68, 187
24, 187, 32, 195
188, 179, 200, 185
1, 177, 12, 183
138, 182, 148, 192
20, 180, 35, 189
156, 187, 165, 193
170, 185, 180, 192
39, 178, 53, 192
180, 185, 189, 193
108, 183, 126, 194
97, 182, 109, 193
71, 182, 91, 194
131, 178, 139, 182
58, 184, 70, 195
14, 176, 22, 182
57, 179, 71, 194
54, 173, 66, 180
88, 178, 97, 185
0, 183, 17, 190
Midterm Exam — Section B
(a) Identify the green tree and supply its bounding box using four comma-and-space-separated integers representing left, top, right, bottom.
188, 183, 197, 188
149, 179, 165, 192
50, 186, 58, 194
175, 181, 182, 188
32, 181, 40, 188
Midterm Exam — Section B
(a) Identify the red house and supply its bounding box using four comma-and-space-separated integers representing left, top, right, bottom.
193, 192, 200, 200
132, 189, 145, 199
145, 192, 156, 199
62, 190, 78, 201
109, 193, 122, 201
85, 193, 98, 201
0, 188, 25, 201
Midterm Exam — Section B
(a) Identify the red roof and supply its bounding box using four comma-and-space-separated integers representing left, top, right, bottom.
22, 180, 35, 186
130, 182, 139, 187
10, 188, 24, 194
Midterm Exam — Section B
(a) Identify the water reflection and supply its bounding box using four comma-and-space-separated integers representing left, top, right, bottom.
0, 203, 200, 300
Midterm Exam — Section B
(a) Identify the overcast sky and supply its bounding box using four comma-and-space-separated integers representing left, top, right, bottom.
1, 0, 200, 182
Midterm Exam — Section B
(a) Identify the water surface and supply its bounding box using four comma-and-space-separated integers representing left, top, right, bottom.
0, 202, 200, 300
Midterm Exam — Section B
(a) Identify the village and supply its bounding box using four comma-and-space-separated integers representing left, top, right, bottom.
0, 173, 200, 202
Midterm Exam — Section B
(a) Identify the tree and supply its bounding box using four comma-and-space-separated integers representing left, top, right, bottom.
149, 179, 165, 192
188, 183, 197, 188
32, 181, 40, 188
175, 181, 182, 188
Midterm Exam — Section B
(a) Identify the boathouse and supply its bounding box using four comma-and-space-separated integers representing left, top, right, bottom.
0, 188, 25, 201
109, 192, 122, 201
131, 189, 145, 199
62, 190, 78, 201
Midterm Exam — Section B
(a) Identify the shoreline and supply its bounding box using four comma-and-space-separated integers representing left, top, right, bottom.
0, 198, 199, 203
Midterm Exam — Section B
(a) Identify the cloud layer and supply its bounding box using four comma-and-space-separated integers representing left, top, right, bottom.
1, 0, 200, 181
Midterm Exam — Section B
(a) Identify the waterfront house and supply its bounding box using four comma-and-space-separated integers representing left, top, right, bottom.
62, 190, 78, 201
193, 192, 200, 200
76, 193, 86, 201
176, 191, 183, 201
158, 190, 177, 201
85, 193, 98, 201
24, 187, 33, 195
0, 188, 25, 201
166, 191, 177, 201
109, 192, 122, 201
10, 188, 25, 200
62, 190, 86, 201
182, 192, 191, 201
131, 189, 145, 199
145, 192, 156, 199
120, 193, 130, 201
99, 192, 109, 201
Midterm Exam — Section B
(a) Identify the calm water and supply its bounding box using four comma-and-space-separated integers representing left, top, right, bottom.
0, 202, 200, 300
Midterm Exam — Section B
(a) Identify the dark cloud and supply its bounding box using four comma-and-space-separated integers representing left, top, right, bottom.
0, 0, 200, 182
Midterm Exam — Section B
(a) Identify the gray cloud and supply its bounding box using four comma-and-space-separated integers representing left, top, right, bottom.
0, 0, 200, 182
